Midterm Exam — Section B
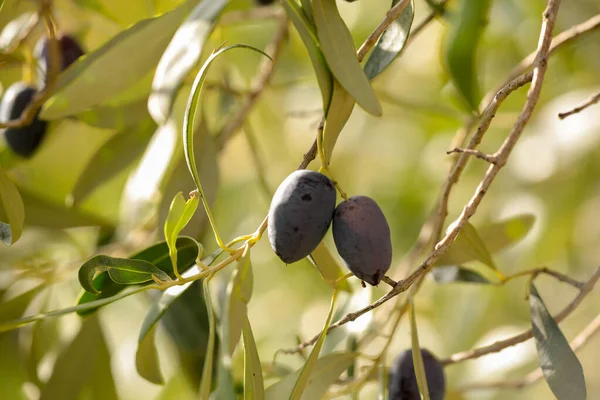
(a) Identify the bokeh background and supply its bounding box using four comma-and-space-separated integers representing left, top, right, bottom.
1, 0, 600, 399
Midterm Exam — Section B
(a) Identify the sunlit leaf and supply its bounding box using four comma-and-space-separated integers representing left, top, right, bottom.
438, 222, 498, 273
135, 325, 164, 385
242, 316, 264, 399
321, 79, 355, 164
71, 120, 155, 205
477, 214, 535, 253
290, 289, 338, 399
529, 283, 586, 400
443, 0, 492, 111
309, 242, 352, 292
409, 296, 431, 400
77, 237, 200, 314
312, 0, 382, 116
0, 167, 24, 245
222, 247, 253, 357
364, 0, 415, 80
77, 99, 151, 129
0, 285, 46, 323
78, 255, 172, 295
40, 2, 195, 119
39, 315, 117, 400
148, 0, 227, 124
431, 265, 493, 284
283, 0, 333, 111
164, 192, 200, 276
0, 12, 36, 51
265, 352, 356, 400
199, 279, 216, 399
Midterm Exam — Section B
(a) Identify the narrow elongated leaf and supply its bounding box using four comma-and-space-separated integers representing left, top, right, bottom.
312, 0, 381, 116
0, 285, 46, 323
309, 242, 352, 292
431, 265, 493, 284
39, 315, 117, 400
529, 284, 586, 400
437, 215, 535, 267
409, 297, 430, 400
199, 279, 216, 399
148, 0, 227, 124
364, 0, 415, 80
321, 79, 355, 164
283, 0, 333, 111
222, 248, 253, 357
242, 316, 264, 399
77, 237, 200, 313
164, 192, 199, 276
0, 286, 151, 332
443, 0, 492, 111
78, 255, 172, 294
477, 214, 535, 253
77, 99, 151, 130
135, 325, 164, 385
71, 120, 155, 205
40, 2, 194, 119
290, 289, 338, 399
0, 167, 24, 245
0, 12, 36, 51
438, 222, 498, 272
265, 352, 356, 400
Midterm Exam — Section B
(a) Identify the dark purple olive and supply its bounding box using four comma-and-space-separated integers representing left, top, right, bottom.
389, 349, 446, 400
35, 34, 85, 87
255, 0, 276, 5
0, 82, 47, 157
332, 196, 392, 286
268, 170, 336, 263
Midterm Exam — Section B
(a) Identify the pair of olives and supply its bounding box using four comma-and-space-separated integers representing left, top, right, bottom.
0, 34, 84, 157
267, 170, 392, 286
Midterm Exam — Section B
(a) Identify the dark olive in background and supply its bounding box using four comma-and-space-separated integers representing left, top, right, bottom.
389, 349, 446, 400
35, 34, 85, 87
268, 170, 336, 263
0, 82, 48, 157
332, 195, 392, 286
255, 0, 276, 5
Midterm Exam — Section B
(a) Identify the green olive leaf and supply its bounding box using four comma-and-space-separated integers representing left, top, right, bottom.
312, 0, 382, 116
242, 316, 264, 399
148, 0, 227, 124
163, 191, 200, 277
443, 0, 492, 111
135, 325, 164, 385
529, 283, 587, 400
198, 279, 216, 399
409, 296, 431, 400
0, 166, 24, 246
321, 79, 356, 164
290, 289, 338, 399
40, 2, 195, 119
78, 255, 172, 295
309, 241, 352, 292
283, 0, 333, 111
364, 0, 415, 80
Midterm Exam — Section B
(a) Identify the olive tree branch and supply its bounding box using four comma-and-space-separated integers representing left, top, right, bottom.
455, 311, 600, 392
441, 265, 600, 366
281, 0, 562, 355
558, 90, 600, 119
215, 14, 288, 150
0, 1, 59, 130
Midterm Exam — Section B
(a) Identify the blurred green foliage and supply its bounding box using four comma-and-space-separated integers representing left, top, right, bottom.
1, 0, 600, 399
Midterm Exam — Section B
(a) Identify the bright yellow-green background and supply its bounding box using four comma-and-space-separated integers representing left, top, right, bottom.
1, 0, 600, 399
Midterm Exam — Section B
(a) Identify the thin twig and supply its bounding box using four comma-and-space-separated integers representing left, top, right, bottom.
558, 91, 600, 119
406, 0, 449, 44
441, 266, 600, 366
456, 311, 600, 391
446, 148, 497, 164
215, 15, 289, 150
